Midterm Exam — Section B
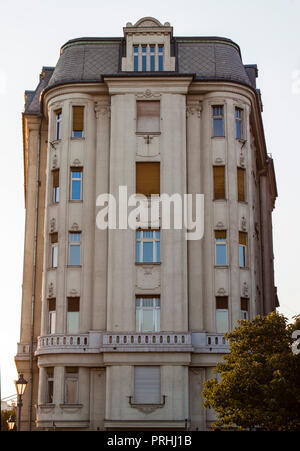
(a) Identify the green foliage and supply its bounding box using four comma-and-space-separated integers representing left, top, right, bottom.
202, 311, 300, 431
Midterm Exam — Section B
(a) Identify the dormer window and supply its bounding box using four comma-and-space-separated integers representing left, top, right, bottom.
122, 17, 175, 72
132, 44, 165, 72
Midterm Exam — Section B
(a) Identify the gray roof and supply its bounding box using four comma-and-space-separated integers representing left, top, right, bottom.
25, 37, 255, 113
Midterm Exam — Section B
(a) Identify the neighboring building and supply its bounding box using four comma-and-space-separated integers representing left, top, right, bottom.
15, 17, 278, 431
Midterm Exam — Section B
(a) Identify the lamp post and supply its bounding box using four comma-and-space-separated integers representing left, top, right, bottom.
14, 373, 28, 431
7, 415, 16, 431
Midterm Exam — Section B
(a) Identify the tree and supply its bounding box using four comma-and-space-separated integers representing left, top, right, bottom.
202, 311, 300, 431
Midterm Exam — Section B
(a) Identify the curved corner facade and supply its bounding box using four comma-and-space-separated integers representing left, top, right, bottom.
16, 17, 278, 431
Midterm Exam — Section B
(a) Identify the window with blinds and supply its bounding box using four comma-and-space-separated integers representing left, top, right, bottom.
50, 232, 58, 268
67, 297, 80, 333
237, 167, 246, 202
52, 169, 59, 203
64, 367, 79, 404
213, 166, 225, 200
72, 106, 84, 138
215, 230, 227, 266
136, 101, 160, 133
134, 366, 161, 404
55, 109, 62, 140
48, 298, 56, 335
239, 232, 247, 267
136, 162, 160, 197
241, 298, 249, 320
216, 296, 229, 333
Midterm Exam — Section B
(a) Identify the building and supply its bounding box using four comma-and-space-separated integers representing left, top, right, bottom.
15, 17, 278, 431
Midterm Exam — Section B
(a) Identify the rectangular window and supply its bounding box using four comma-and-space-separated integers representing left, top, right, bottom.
67, 297, 80, 333
133, 45, 139, 72
136, 296, 160, 332
215, 230, 227, 266
212, 106, 224, 137
72, 106, 84, 138
239, 232, 247, 267
237, 167, 246, 202
158, 45, 164, 71
46, 367, 54, 404
213, 166, 226, 200
216, 296, 229, 333
241, 298, 249, 320
64, 367, 78, 404
55, 109, 62, 140
136, 230, 160, 263
52, 169, 59, 203
235, 108, 243, 139
136, 162, 160, 197
136, 101, 160, 133
48, 298, 56, 335
70, 169, 82, 200
50, 232, 58, 268
134, 366, 161, 404
141, 45, 147, 71
69, 232, 81, 266
150, 45, 155, 71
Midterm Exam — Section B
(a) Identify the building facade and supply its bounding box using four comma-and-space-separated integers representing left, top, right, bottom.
15, 17, 278, 431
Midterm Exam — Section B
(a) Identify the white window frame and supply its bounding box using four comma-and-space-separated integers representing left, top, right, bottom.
70, 169, 82, 201
55, 110, 62, 140
215, 231, 227, 266
69, 232, 81, 266
51, 242, 58, 268
212, 105, 225, 137
136, 230, 160, 263
136, 297, 160, 332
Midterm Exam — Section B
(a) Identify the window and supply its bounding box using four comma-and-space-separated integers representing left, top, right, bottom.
134, 366, 161, 404
70, 169, 82, 200
215, 230, 227, 266
52, 169, 59, 203
136, 230, 160, 263
235, 108, 243, 139
55, 109, 62, 140
213, 166, 225, 200
136, 296, 160, 332
158, 45, 164, 71
50, 232, 58, 268
216, 296, 229, 333
239, 232, 247, 268
212, 106, 224, 137
241, 298, 249, 320
48, 298, 56, 335
237, 167, 246, 202
132, 44, 164, 72
69, 232, 81, 266
67, 297, 80, 333
136, 101, 160, 133
136, 162, 160, 197
46, 367, 54, 404
64, 367, 78, 404
72, 106, 84, 138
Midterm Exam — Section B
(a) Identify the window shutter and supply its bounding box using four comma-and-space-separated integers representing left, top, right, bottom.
237, 168, 245, 201
213, 166, 225, 199
136, 162, 160, 196
72, 106, 84, 131
137, 101, 160, 133
52, 169, 59, 188
241, 298, 248, 311
239, 232, 247, 245
48, 299, 56, 311
215, 230, 226, 239
50, 232, 58, 244
134, 366, 161, 404
67, 297, 80, 312
216, 296, 228, 309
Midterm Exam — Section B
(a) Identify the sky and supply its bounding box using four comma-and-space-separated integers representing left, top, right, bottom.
0, 0, 299, 399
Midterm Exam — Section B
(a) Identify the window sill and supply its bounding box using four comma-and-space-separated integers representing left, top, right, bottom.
214, 265, 229, 269
70, 137, 85, 140
47, 267, 57, 271
69, 199, 83, 203
136, 132, 161, 136
67, 265, 82, 268
38, 403, 55, 409
213, 198, 227, 202
238, 200, 248, 205
135, 262, 161, 266
211, 135, 225, 139
129, 395, 166, 407
59, 404, 83, 409
239, 266, 249, 270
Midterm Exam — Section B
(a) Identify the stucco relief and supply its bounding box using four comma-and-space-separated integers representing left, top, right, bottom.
136, 135, 160, 158
136, 265, 160, 290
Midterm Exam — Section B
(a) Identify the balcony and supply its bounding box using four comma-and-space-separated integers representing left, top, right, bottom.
35, 331, 229, 355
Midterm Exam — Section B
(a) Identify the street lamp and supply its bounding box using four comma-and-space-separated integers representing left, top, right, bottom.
7, 415, 16, 431
14, 373, 28, 431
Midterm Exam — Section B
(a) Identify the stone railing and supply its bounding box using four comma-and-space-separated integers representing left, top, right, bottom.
35, 331, 229, 355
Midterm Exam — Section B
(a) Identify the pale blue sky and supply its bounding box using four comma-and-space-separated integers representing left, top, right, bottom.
0, 0, 299, 398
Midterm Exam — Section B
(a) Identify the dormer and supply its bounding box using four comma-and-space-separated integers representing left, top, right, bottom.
122, 17, 176, 72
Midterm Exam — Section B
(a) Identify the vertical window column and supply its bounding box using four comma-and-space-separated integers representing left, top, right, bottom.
72, 106, 84, 138
239, 232, 248, 268
212, 106, 224, 137
55, 109, 62, 140
70, 168, 82, 200
215, 230, 227, 266
213, 166, 226, 200
235, 107, 243, 139
237, 167, 246, 202
69, 232, 81, 266
52, 169, 59, 203
216, 296, 229, 333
